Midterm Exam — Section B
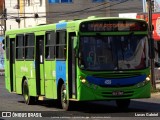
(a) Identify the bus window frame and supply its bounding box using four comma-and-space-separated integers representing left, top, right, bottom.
24, 33, 35, 61
56, 30, 67, 60
45, 31, 56, 61
16, 34, 25, 60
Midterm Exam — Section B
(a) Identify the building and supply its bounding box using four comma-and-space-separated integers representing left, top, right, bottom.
0, 0, 5, 35
45, 0, 143, 23
1, 0, 146, 30
4, 0, 46, 30
19, 0, 46, 28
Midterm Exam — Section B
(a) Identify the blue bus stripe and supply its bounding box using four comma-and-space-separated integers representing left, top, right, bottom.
86, 75, 146, 86
56, 61, 66, 85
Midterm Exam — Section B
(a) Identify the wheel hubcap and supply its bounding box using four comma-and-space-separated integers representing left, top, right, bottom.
24, 85, 29, 101
62, 89, 67, 103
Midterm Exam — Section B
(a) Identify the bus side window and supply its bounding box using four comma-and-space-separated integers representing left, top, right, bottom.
16, 34, 24, 60
56, 31, 66, 60
25, 34, 35, 60
45, 31, 56, 60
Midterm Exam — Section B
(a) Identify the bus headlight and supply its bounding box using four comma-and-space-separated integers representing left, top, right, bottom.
81, 79, 86, 83
79, 76, 87, 83
79, 76, 97, 89
136, 76, 150, 88
146, 77, 150, 81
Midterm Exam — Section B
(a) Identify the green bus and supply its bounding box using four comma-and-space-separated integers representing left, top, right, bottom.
4, 16, 151, 110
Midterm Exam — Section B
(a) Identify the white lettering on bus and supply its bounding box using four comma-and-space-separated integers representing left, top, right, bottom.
52, 71, 56, 77
21, 66, 28, 72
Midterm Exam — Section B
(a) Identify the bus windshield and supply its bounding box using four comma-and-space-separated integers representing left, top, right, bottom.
79, 35, 149, 71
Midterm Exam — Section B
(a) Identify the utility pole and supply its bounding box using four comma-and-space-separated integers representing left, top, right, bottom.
147, 0, 156, 89
3, 0, 6, 33
24, 0, 26, 28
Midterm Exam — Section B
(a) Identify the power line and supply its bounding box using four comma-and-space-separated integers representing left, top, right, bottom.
4, 0, 130, 16
1, 0, 142, 24
0, 6, 142, 20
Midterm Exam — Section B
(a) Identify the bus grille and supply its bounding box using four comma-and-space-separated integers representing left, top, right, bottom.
93, 72, 141, 78
101, 91, 134, 98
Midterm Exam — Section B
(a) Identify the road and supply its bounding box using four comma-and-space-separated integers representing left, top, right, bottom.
0, 76, 160, 120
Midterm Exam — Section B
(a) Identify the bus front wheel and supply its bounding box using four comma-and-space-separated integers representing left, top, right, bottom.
23, 80, 37, 105
116, 99, 130, 109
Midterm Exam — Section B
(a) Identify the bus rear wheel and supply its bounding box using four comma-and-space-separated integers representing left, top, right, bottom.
116, 99, 130, 109
60, 84, 70, 110
23, 80, 37, 105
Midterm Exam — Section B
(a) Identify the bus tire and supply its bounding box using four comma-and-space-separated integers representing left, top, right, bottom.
23, 80, 37, 105
60, 83, 71, 111
116, 99, 130, 109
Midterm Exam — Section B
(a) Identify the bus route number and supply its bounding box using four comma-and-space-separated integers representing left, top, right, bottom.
104, 80, 112, 85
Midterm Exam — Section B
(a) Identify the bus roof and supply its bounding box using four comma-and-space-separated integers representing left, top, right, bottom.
5, 16, 146, 36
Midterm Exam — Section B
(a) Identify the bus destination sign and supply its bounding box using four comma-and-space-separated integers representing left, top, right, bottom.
80, 20, 148, 32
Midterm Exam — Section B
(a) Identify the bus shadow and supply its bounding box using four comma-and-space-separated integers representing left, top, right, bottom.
18, 99, 160, 113
18, 99, 60, 108
67, 101, 148, 113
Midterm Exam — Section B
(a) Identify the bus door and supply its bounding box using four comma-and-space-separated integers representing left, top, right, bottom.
44, 31, 56, 99
35, 35, 45, 95
68, 32, 77, 99
10, 38, 16, 92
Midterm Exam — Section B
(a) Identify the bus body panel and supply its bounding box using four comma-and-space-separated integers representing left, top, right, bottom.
15, 61, 26, 94
22, 61, 37, 96
78, 81, 151, 101
40, 64, 45, 95
44, 61, 57, 99
28, 78, 38, 96
5, 60, 10, 91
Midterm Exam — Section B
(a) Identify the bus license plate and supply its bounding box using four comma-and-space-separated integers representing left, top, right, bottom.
112, 91, 124, 96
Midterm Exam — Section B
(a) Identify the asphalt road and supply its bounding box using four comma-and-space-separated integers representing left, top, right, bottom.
0, 76, 160, 120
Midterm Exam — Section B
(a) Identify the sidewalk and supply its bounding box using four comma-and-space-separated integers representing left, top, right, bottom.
151, 92, 160, 99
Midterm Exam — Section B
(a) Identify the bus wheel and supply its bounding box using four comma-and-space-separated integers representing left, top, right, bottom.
60, 84, 70, 110
116, 99, 130, 109
23, 80, 37, 105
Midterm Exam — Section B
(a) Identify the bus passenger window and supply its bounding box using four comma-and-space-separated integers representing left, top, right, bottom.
16, 35, 24, 60
45, 31, 56, 60
25, 34, 34, 59
56, 31, 66, 60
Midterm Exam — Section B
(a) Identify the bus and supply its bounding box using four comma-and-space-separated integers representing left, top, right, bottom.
4, 16, 151, 110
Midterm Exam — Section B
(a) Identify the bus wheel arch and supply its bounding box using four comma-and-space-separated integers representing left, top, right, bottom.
57, 79, 70, 110
22, 77, 37, 105
21, 76, 27, 95
57, 79, 64, 100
